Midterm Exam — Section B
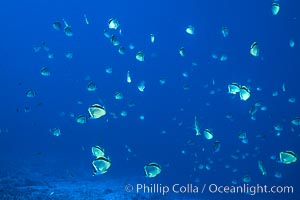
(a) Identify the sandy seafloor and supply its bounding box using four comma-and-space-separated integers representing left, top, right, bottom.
0, 158, 181, 200
0, 158, 291, 200
0, 159, 162, 200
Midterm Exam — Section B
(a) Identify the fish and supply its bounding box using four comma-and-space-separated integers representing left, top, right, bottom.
211, 53, 218, 60
129, 43, 135, 50
92, 146, 105, 159
52, 21, 62, 31
221, 26, 229, 37
144, 162, 162, 178
118, 46, 125, 55
274, 171, 282, 179
271, 2, 280, 15
62, 19, 73, 36
242, 174, 251, 183
108, 18, 120, 29
88, 104, 106, 119
110, 35, 120, 46
126, 71, 132, 83
193, 116, 201, 136
282, 83, 286, 92
228, 83, 240, 94
288, 97, 296, 103
159, 78, 166, 85
114, 92, 124, 100
238, 132, 248, 144
239, 86, 251, 101
105, 67, 113, 74
220, 54, 228, 61
92, 156, 111, 175
250, 42, 259, 57
272, 91, 279, 97
150, 34, 155, 43
40, 67, 51, 76
289, 39, 295, 48
65, 52, 73, 59
26, 89, 36, 98
213, 141, 221, 153
47, 53, 54, 59
87, 81, 97, 92
103, 29, 111, 39
186, 25, 195, 35
279, 150, 297, 164
249, 104, 258, 116
258, 160, 267, 176
64, 26, 73, 36
120, 110, 127, 117
83, 14, 89, 25
76, 115, 87, 124
204, 129, 213, 140
138, 81, 146, 92
179, 47, 185, 57
49, 128, 61, 136
291, 117, 300, 126
136, 51, 145, 61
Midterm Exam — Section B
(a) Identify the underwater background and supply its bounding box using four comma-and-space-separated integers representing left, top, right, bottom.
0, 0, 299, 199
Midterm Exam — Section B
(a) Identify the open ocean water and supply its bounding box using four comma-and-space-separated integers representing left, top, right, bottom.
0, 0, 299, 199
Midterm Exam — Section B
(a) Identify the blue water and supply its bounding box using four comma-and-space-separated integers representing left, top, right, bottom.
0, 0, 299, 199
